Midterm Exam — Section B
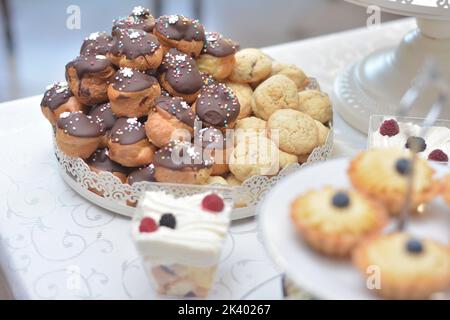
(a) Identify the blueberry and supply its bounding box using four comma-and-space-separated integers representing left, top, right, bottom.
406, 238, 423, 254
395, 158, 411, 175
405, 136, 426, 153
332, 192, 350, 208
159, 213, 176, 229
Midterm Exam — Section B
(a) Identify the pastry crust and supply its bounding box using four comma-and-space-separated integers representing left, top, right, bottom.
154, 166, 211, 185
290, 187, 388, 257
108, 49, 164, 71
41, 97, 87, 126
159, 72, 200, 104
108, 139, 156, 167
108, 82, 161, 118
56, 128, 102, 159
353, 233, 450, 299
348, 148, 440, 215
197, 54, 236, 80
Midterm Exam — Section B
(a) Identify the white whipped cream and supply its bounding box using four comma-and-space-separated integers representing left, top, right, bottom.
132, 191, 231, 267
370, 119, 450, 159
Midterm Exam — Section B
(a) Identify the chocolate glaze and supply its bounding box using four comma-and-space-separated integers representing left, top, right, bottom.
154, 96, 196, 127
110, 117, 146, 145
203, 32, 237, 57
196, 127, 230, 149
111, 68, 158, 92
112, 6, 155, 34
65, 55, 113, 79
80, 32, 113, 56
155, 15, 205, 42
86, 148, 128, 173
110, 28, 160, 60
195, 83, 240, 127
153, 141, 213, 170
127, 164, 156, 184
57, 112, 103, 138
89, 103, 116, 131
41, 82, 73, 111
160, 48, 203, 94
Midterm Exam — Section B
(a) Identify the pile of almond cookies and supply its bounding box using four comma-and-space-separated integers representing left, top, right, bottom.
41, 6, 332, 191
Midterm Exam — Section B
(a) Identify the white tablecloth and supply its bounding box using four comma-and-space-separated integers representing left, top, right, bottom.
0, 18, 415, 300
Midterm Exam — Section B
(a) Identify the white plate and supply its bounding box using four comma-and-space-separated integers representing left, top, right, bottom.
258, 157, 450, 300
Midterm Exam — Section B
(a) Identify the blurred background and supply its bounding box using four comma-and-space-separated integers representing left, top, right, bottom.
0, 0, 400, 102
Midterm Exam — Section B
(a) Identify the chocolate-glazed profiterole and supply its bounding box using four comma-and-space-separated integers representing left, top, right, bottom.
89, 102, 117, 147
56, 112, 104, 158
145, 95, 197, 147
108, 28, 163, 71
154, 14, 205, 57
197, 32, 238, 80
80, 32, 113, 56
159, 48, 203, 103
86, 148, 129, 182
197, 127, 233, 175
41, 82, 87, 126
65, 55, 116, 105
112, 6, 155, 35
127, 164, 156, 185
153, 141, 213, 185
107, 117, 156, 167
108, 68, 161, 118
193, 83, 240, 128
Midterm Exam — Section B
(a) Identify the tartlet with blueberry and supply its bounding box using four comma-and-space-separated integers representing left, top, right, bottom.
353, 232, 450, 299
348, 148, 439, 215
290, 187, 388, 257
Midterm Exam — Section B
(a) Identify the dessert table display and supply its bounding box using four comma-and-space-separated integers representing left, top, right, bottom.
335, 0, 450, 133
0, 18, 416, 299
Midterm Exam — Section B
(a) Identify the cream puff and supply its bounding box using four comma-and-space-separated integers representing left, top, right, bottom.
145, 96, 196, 148
153, 141, 213, 185
88, 102, 117, 147
80, 31, 113, 56
192, 83, 240, 129
154, 14, 205, 57
127, 164, 156, 185
108, 28, 163, 71
86, 148, 129, 183
196, 127, 233, 176
41, 82, 87, 126
197, 32, 238, 80
108, 68, 161, 118
56, 111, 104, 158
107, 117, 156, 167
158, 48, 203, 103
112, 6, 155, 35
65, 55, 116, 105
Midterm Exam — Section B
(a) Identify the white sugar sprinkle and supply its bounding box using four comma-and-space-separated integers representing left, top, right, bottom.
60, 112, 71, 119
121, 67, 134, 78
168, 15, 179, 24
88, 32, 100, 40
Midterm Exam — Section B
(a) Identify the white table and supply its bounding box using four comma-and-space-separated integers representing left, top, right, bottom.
0, 18, 415, 300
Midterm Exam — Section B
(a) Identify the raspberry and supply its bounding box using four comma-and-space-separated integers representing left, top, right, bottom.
379, 119, 399, 137
428, 149, 448, 162
201, 194, 224, 212
139, 217, 158, 233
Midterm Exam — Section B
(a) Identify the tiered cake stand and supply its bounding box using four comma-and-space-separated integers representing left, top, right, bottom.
334, 0, 450, 133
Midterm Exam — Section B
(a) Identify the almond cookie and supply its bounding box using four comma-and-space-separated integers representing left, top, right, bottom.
315, 120, 330, 146
226, 174, 242, 186
229, 136, 279, 182
207, 176, 228, 185
271, 61, 308, 90
279, 150, 298, 169
229, 48, 272, 84
252, 75, 299, 120
297, 89, 332, 124
234, 116, 267, 146
267, 109, 318, 156
224, 81, 254, 119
